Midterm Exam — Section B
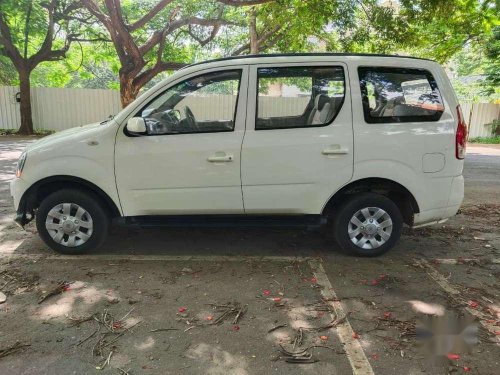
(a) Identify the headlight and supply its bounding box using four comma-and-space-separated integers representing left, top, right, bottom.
16, 152, 27, 178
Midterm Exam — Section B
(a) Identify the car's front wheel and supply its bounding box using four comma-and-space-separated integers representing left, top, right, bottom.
36, 189, 109, 254
331, 192, 403, 256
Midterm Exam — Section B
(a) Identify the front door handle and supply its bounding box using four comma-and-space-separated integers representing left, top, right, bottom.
322, 146, 349, 155
207, 153, 234, 162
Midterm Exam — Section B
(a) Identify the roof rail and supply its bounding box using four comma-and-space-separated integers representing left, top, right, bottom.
181, 52, 436, 70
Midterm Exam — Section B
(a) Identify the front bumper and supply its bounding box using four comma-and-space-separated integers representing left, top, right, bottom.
10, 177, 33, 228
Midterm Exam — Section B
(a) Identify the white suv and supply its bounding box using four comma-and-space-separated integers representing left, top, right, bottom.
11, 53, 466, 256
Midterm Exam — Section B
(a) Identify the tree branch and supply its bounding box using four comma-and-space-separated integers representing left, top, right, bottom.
231, 24, 280, 55
129, 0, 174, 31
217, 0, 274, 6
139, 16, 238, 55
0, 13, 24, 69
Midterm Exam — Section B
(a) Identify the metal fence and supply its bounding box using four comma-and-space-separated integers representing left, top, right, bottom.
1, 86, 499, 138
0, 86, 121, 131
461, 102, 500, 138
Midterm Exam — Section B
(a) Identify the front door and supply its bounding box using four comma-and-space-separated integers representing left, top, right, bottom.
115, 67, 248, 216
241, 63, 353, 214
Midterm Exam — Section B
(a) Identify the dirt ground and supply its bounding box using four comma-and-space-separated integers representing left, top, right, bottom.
0, 136, 498, 375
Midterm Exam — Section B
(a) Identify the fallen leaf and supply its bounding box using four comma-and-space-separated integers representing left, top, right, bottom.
206, 316, 213, 321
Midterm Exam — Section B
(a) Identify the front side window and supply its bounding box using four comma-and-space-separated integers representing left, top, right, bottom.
358, 67, 444, 123
256, 66, 345, 130
137, 70, 241, 135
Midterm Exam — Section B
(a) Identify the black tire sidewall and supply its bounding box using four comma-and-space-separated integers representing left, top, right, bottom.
36, 189, 109, 254
332, 193, 403, 257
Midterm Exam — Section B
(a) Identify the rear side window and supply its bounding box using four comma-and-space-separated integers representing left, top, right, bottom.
256, 66, 345, 130
358, 67, 444, 123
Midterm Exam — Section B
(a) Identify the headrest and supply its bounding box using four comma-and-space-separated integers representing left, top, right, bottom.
314, 94, 330, 111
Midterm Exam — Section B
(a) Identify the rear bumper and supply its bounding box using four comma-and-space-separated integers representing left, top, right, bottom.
412, 175, 464, 228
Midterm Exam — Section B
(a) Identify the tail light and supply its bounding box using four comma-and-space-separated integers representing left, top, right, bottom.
455, 105, 467, 159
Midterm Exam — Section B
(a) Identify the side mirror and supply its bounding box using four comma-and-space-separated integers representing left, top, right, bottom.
127, 117, 147, 134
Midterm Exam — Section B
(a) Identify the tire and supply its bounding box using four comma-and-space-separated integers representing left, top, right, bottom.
331, 192, 403, 257
36, 189, 109, 254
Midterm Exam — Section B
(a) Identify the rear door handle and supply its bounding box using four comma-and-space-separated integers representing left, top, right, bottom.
322, 147, 349, 155
207, 154, 234, 162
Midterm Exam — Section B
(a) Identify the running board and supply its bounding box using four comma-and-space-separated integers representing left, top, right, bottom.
121, 215, 326, 229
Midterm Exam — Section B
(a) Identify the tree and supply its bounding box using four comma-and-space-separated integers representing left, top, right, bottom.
77, 0, 272, 107
0, 0, 82, 134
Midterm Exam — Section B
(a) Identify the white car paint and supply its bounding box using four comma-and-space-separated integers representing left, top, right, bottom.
11, 54, 464, 227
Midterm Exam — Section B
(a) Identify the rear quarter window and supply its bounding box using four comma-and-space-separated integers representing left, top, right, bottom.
358, 67, 444, 124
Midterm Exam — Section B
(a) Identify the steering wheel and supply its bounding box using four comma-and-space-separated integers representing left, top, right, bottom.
184, 106, 199, 131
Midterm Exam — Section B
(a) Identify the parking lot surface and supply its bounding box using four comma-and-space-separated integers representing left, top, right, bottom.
0, 137, 498, 375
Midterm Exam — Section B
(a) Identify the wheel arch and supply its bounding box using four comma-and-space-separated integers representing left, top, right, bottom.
19, 175, 122, 220
322, 177, 419, 225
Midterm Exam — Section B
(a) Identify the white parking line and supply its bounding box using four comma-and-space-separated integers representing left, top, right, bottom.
416, 259, 499, 340
309, 259, 374, 375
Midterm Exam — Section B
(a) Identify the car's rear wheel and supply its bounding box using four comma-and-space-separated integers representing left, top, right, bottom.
36, 189, 109, 254
331, 192, 403, 256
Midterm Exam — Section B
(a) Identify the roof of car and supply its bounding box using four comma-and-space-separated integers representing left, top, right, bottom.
183, 53, 436, 70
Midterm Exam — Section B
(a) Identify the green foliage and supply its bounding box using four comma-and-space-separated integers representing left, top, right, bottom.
469, 136, 500, 144
0, 128, 54, 136
0, 0, 498, 105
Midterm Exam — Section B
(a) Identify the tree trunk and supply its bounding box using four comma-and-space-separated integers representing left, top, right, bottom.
17, 69, 34, 135
119, 73, 140, 108
249, 8, 258, 54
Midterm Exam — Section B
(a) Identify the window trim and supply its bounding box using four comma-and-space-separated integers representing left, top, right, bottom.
358, 66, 444, 124
255, 65, 346, 131
125, 69, 243, 137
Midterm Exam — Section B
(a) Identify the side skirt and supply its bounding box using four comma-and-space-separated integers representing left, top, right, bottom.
116, 215, 327, 230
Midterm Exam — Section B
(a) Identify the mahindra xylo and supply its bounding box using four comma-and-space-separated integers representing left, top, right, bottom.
10, 53, 466, 256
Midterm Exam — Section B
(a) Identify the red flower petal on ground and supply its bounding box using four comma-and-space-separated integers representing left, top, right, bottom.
371, 280, 379, 285
273, 297, 282, 303
263, 289, 271, 295
352, 332, 360, 339
310, 277, 317, 283
447, 353, 460, 360
232, 325, 240, 331
383, 312, 392, 319
371, 354, 379, 360
320, 335, 328, 340
463, 367, 471, 372
178, 307, 186, 313
468, 301, 479, 309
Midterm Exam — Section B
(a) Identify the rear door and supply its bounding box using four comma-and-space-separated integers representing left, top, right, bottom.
241, 62, 353, 214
